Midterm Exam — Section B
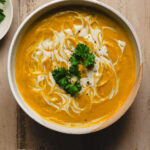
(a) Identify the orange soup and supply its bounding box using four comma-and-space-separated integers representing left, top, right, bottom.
15, 10, 136, 127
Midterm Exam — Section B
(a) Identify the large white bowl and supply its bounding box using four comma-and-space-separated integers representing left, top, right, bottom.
8, 0, 143, 134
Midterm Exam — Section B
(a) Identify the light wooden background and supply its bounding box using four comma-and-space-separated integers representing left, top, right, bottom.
0, 0, 150, 149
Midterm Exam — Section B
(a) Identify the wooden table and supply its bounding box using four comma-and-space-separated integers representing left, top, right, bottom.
0, 0, 150, 149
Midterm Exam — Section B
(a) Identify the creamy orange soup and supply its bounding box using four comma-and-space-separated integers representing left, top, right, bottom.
15, 10, 136, 128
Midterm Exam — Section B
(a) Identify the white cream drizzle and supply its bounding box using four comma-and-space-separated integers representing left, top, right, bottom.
78, 25, 89, 37
64, 29, 73, 36
116, 40, 126, 53
27, 11, 126, 116
37, 39, 53, 50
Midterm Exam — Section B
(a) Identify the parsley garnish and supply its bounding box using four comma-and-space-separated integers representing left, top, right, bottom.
75, 43, 90, 59
83, 53, 95, 67
52, 67, 68, 84
0, 9, 5, 22
52, 67, 81, 96
0, 0, 6, 23
65, 82, 81, 96
0, 0, 6, 4
52, 43, 95, 96
69, 65, 81, 79
72, 43, 95, 67
70, 54, 80, 65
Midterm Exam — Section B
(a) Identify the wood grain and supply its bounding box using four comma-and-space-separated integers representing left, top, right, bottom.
0, 0, 150, 149
0, 0, 18, 149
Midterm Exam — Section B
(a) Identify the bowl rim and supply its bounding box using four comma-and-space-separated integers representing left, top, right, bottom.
8, 0, 143, 134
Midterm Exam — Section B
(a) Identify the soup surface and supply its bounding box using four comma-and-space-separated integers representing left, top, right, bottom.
15, 10, 136, 128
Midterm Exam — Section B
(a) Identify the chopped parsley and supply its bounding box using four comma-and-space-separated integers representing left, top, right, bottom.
0, 9, 5, 22
52, 67, 68, 84
0, 0, 6, 4
72, 43, 95, 67
65, 82, 81, 96
83, 53, 95, 67
70, 54, 80, 65
0, 0, 6, 23
75, 43, 90, 59
52, 43, 95, 96
69, 65, 81, 79
52, 67, 81, 96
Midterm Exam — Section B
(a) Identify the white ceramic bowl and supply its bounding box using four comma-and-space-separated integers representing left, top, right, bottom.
8, 0, 143, 134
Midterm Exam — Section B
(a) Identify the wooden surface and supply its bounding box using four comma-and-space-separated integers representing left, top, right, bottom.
0, 0, 150, 149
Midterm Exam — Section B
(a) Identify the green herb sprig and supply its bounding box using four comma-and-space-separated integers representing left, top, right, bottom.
0, 0, 6, 22
0, 9, 5, 22
52, 67, 81, 96
52, 43, 95, 96
0, 0, 6, 4
70, 43, 95, 67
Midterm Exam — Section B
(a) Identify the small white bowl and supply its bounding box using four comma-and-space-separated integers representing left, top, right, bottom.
0, 0, 13, 40
8, 0, 143, 134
